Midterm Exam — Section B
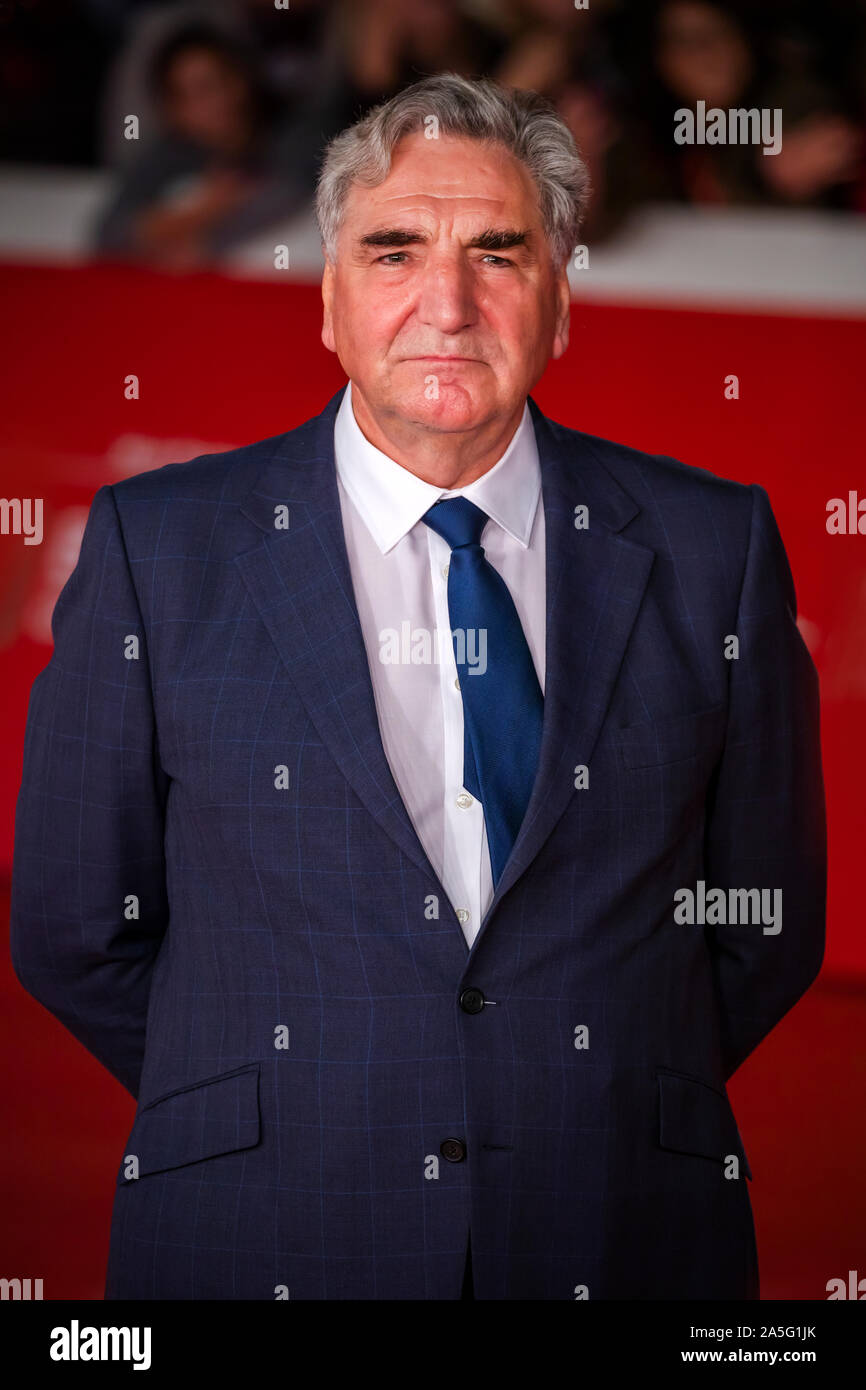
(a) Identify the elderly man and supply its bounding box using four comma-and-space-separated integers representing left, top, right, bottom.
11, 73, 825, 1301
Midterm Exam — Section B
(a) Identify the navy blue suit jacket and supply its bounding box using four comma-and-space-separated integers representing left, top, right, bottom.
10, 385, 826, 1299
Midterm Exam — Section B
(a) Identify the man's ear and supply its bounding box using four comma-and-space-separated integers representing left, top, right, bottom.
551, 264, 571, 360
321, 257, 336, 354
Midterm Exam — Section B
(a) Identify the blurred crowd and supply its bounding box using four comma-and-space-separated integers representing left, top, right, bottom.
1, 0, 864, 268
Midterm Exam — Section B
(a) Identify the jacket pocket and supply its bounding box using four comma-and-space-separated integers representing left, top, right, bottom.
617, 704, 727, 769
117, 1063, 260, 1184
657, 1067, 752, 1181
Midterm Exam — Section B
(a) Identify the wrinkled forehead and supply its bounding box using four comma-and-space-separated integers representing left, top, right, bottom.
340, 132, 543, 236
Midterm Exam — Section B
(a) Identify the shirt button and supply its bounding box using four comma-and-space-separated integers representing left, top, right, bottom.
459, 986, 485, 1014
456, 792, 473, 809
442, 564, 450, 579
454, 676, 460, 692
440, 1138, 466, 1163
456, 908, 470, 924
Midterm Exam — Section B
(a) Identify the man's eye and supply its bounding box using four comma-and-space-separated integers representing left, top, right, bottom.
375, 252, 513, 266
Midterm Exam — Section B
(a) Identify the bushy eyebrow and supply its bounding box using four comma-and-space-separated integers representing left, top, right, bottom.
357, 226, 533, 253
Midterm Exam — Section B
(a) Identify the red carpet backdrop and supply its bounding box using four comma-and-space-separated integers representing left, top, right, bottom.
1, 260, 864, 1299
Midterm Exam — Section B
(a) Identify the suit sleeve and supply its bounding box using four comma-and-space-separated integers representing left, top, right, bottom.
703, 483, 827, 1081
10, 484, 169, 1098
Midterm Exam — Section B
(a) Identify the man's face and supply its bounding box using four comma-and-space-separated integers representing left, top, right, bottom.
321, 130, 571, 436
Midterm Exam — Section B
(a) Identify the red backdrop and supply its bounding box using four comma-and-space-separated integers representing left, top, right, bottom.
1, 261, 864, 1297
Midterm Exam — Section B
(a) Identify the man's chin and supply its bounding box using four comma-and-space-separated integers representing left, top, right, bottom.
397, 378, 491, 433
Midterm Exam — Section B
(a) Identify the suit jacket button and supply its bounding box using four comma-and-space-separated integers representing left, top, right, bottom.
440, 1138, 467, 1163
459, 986, 485, 1014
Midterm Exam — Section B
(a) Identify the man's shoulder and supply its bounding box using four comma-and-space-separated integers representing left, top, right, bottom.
108, 425, 305, 508
544, 413, 753, 507
107, 390, 345, 520
539, 410, 759, 557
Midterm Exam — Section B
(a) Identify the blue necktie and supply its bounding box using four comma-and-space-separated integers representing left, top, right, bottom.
422, 496, 544, 884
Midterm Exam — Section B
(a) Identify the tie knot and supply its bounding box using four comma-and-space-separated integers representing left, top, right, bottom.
421, 496, 488, 551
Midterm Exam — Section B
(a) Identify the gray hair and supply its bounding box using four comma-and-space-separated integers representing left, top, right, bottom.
315, 72, 590, 269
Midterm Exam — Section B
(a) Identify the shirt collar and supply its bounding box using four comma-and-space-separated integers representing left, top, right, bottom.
334, 378, 541, 555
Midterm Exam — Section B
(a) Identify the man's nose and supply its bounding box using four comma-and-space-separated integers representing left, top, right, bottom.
415, 253, 479, 333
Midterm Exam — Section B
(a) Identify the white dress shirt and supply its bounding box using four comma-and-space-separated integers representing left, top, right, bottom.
334, 379, 546, 948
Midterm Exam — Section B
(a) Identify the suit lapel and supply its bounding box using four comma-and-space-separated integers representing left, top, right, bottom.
235, 385, 655, 957
235, 387, 443, 891
471, 400, 654, 955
